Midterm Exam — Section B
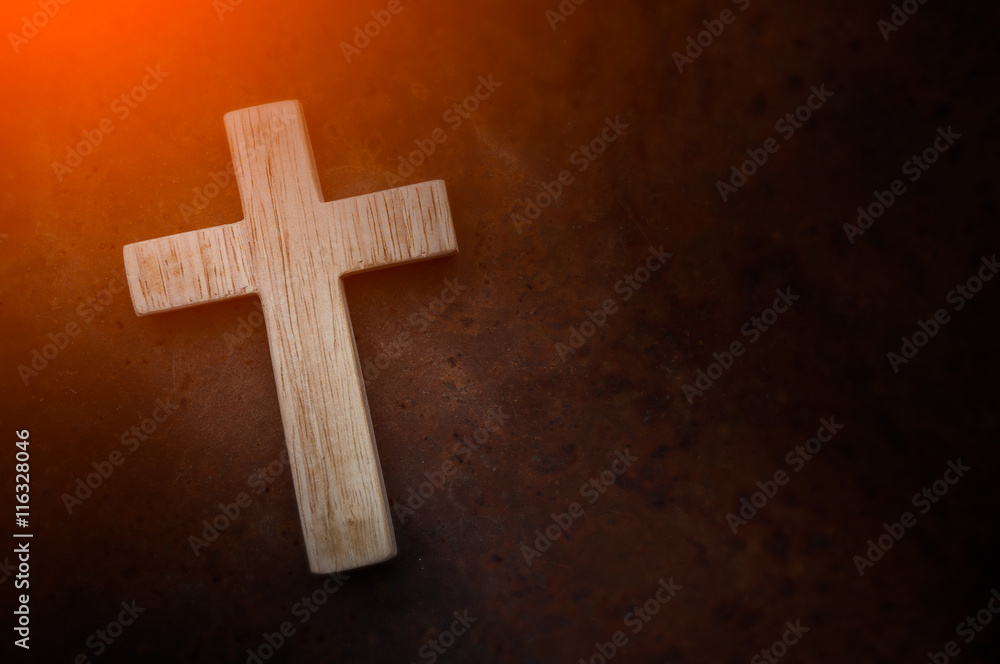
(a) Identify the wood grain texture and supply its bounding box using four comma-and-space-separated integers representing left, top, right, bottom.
123, 222, 256, 315
123, 100, 458, 573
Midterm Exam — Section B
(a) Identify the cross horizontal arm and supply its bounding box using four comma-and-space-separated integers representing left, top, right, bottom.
330, 180, 458, 275
123, 221, 256, 315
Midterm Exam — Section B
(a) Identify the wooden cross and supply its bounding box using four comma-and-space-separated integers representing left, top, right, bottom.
122, 100, 458, 573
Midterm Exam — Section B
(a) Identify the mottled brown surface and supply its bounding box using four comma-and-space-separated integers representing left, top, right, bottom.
2, 0, 999, 662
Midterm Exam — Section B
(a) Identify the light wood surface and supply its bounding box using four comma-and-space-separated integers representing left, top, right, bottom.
123, 100, 458, 573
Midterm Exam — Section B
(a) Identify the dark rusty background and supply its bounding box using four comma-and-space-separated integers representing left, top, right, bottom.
2, 0, 999, 662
